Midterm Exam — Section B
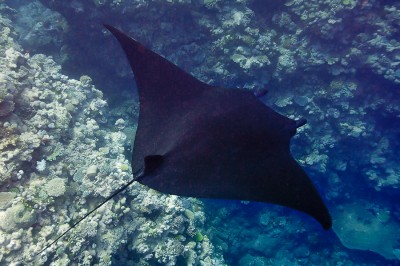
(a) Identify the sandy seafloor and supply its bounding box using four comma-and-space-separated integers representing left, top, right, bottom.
0, 0, 399, 265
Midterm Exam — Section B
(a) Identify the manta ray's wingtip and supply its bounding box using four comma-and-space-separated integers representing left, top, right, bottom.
325, 218, 332, 230
313, 190, 332, 230
103, 24, 122, 36
103, 24, 112, 32
103, 24, 133, 42
320, 207, 332, 230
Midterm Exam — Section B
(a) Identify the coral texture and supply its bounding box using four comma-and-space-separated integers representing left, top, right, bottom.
0, 3, 222, 265
1, 0, 399, 264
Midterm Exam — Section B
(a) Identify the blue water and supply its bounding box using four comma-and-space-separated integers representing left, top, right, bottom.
1, 0, 399, 265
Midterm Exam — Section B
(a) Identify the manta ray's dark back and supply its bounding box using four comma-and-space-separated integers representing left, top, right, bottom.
104, 25, 332, 230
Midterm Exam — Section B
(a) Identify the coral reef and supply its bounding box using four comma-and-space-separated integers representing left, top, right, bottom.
1, 0, 399, 264
12, 1, 68, 63
0, 4, 223, 265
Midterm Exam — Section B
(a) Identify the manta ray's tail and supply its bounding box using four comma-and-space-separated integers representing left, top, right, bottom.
36, 170, 144, 256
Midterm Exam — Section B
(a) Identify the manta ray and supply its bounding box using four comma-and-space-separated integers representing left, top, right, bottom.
40, 24, 331, 254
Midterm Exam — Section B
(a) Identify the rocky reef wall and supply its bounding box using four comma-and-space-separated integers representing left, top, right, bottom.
1, 0, 400, 264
